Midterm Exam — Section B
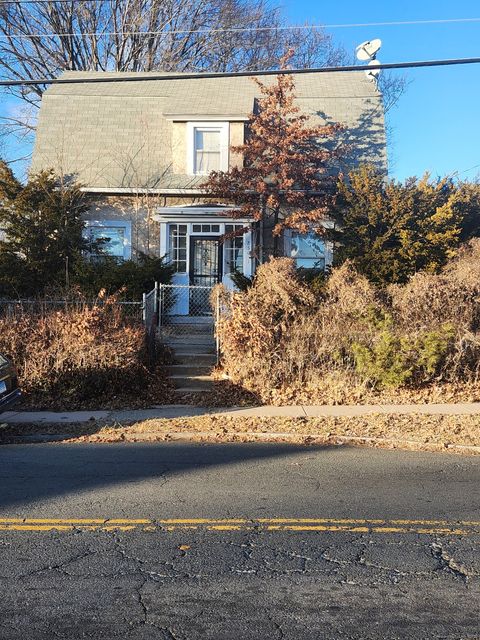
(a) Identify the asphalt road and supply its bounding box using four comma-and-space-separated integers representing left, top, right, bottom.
0, 442, 479, 639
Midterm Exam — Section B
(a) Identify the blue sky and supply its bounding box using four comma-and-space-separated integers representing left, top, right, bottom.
283, 0, 480, 180
2, 0, 479, 182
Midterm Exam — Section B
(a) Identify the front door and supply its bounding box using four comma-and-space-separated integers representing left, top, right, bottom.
189, 236, 222, 314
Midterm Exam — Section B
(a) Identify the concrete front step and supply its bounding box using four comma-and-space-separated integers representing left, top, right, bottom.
173, 353, 217, 365
165, 339, 215, 348
173, 387, 215, 396
166, 364, 213, 376
171, 375, 215, 391
168, 344, 216, 355
163, 331, 215, 347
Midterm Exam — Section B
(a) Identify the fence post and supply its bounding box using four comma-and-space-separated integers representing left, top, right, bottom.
142, 292, 147, 325
153, 281, 159, 327
157, 283, 163, 329
215, 288, 221, 365
154, 281, 159, 314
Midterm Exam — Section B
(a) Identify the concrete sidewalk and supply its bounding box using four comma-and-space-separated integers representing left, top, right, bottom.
3, 402, 480, 424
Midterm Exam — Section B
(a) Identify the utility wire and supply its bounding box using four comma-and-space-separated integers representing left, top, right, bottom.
453, 163, 480, 177
1, 56, 480, 87
0, 17, 480, 38
0, 0, 106, 3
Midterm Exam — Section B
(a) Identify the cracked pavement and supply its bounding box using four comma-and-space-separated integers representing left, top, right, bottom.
0, 442, 479, 638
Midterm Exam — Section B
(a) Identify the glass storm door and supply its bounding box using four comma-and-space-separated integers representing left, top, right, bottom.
189, 236, 222, 314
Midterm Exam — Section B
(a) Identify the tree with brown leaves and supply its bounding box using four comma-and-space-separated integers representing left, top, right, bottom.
202, 57, 345, 260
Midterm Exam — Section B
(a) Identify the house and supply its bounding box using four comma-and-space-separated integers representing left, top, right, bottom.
31, 70, 386, 312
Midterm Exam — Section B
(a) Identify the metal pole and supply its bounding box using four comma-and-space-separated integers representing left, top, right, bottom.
142, 292, 146, 324
154, 281, 159, 314
215, 288, 221, 365
158, 284, 163, 329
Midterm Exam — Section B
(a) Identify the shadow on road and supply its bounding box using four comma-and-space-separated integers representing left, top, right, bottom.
0, 441, 336, 512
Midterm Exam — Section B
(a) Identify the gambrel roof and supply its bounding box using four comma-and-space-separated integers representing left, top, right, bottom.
31, 70, 386, 191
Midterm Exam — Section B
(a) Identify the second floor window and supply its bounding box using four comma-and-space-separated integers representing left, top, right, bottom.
195, 129, 220, 174
188, 122, 229, 175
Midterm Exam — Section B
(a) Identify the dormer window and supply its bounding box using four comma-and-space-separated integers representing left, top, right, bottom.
187, 122, 229, 175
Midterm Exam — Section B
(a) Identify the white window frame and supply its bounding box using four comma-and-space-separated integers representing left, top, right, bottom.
284, 229, 332, 271
84, 219, 132, 260
223, 224, 245, 276
190, 223, 222, 235
186, 122, 229, 176
168, 223, 188, 273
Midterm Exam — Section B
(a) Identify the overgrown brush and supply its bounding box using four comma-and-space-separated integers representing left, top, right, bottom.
0, 292, 169, 407
216, 242, 480, 403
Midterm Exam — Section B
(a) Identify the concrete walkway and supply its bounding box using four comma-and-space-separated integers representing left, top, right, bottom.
2, 402, 480, 424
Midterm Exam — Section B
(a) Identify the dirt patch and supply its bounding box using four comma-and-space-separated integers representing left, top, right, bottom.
2, 413, 480, 455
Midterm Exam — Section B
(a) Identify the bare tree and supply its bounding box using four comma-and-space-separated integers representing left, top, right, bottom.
0, 0, 345, 102
0, 0, 405, 162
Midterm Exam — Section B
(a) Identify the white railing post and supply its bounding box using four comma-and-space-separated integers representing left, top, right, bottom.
154, 281, 159, 315
215, 288, 221, 364
157, 283, 163, 328
142, 292, 147, 324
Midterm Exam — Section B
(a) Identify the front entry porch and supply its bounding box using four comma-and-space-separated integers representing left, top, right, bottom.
156, 205, 253, 318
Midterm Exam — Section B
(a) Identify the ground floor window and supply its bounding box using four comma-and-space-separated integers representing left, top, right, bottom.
169, 224, 188, 272
289, 231, 325, 270
224, 224, 244, 274
84, 220, 131, 260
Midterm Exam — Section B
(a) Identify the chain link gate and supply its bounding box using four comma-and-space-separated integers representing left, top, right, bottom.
142, 282, 224, 362
158, 283, 215, 336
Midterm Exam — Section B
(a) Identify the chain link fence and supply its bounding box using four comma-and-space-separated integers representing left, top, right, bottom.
0, 298, 144, 323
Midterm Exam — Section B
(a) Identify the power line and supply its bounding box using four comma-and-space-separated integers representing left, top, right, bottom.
1, 56, 480, 87
0, 0, 106, 3
454, 163, 480, 177
0, 17, 480, 39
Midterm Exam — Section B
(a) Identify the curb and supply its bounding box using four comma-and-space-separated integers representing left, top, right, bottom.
24, 430, 478, 455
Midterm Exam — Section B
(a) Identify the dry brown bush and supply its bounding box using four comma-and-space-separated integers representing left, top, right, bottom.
215, 258, 314, 390
0, 295, 170, 407
389, 240, 480, 332
217, 245, 480, 404
388, 241, 480, 381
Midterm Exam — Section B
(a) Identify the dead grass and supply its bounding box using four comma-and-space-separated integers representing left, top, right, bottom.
2, 413, 479, 455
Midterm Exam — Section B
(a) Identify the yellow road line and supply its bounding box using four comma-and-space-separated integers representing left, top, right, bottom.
0, 518, 151, 524
0, 517, 479, 535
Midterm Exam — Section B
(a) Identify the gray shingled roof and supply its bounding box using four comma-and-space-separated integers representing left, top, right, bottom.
31, 70, 386, 190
